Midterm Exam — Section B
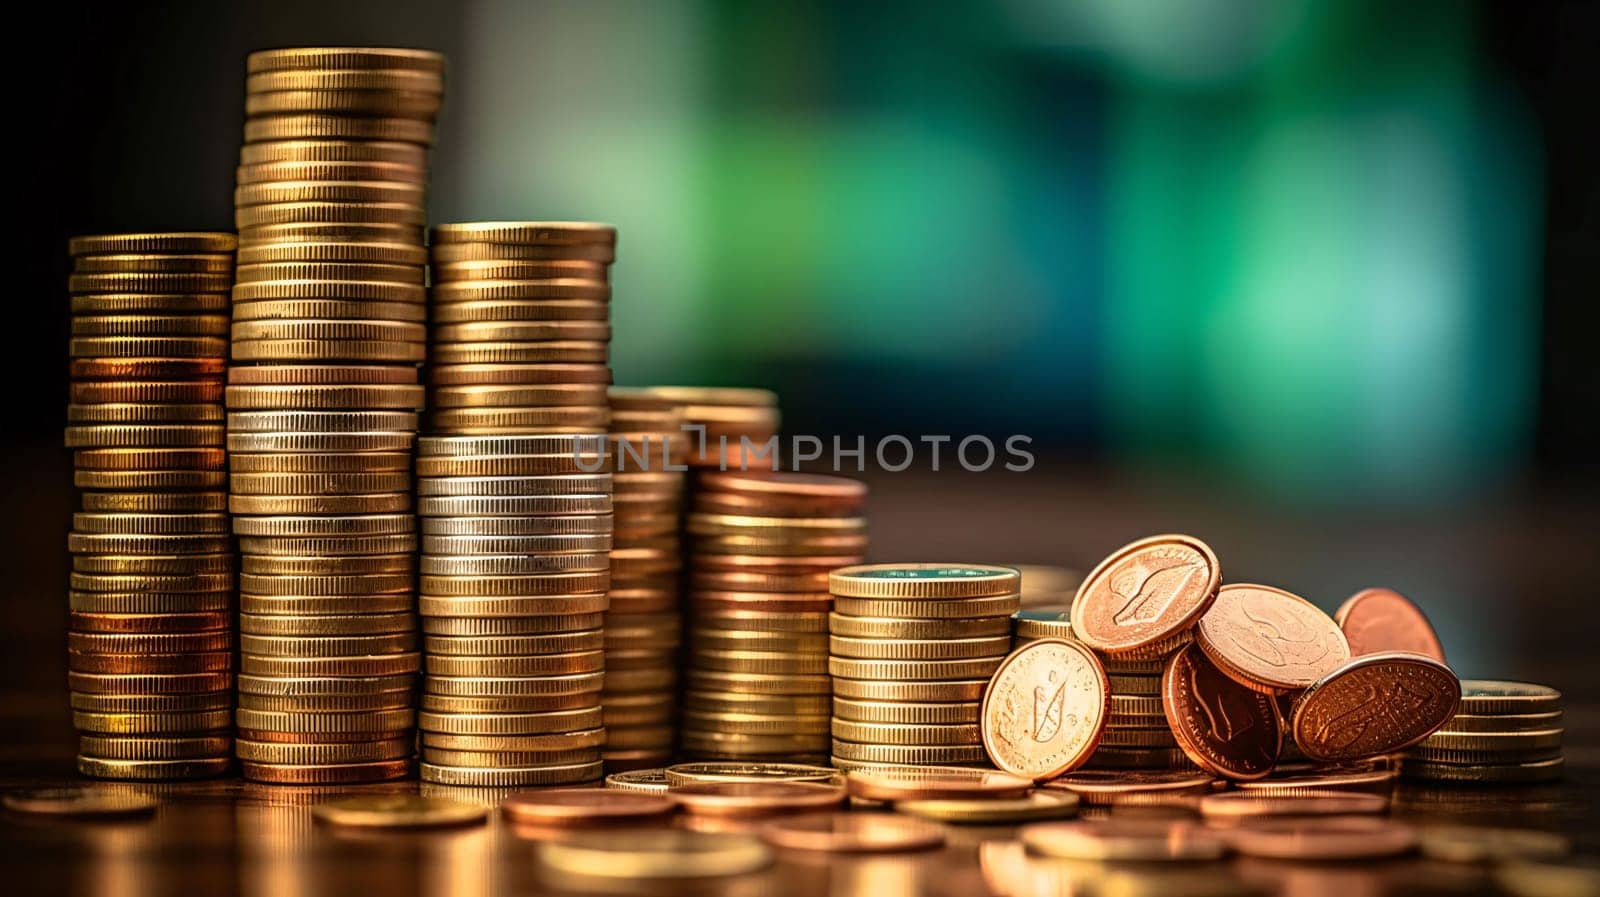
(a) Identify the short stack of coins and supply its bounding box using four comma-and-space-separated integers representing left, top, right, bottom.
229, 46, 443, 785
1401, 680, 1564, 784
682, 473, 868, 763
415, 434, 613, 787
65, 231, 237, 780
427, 222, 615, 436
601, 389, 688, 771
827, 564, 1019, 770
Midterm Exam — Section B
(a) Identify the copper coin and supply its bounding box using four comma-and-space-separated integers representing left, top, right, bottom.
1291, 651, 1460, 761
981, 638, 1108, 779
314, 796, 487, 828
1236, 767, 1397, 797
758, 812, 945, 853
2, 786, 158, 818
1334, 588, 1446, 662
1069, 534, 1221, 655
1226, 817, 1418, 860
667, 781, 847, 818
844, 766, 1033, 802
1195, 584, 1350, 692
1162, 642, 1281, 780
1198, 790, 1388, 820
500, 788, 675, 825
1042, 769, 1219, 806
1021, 819, 1228, 861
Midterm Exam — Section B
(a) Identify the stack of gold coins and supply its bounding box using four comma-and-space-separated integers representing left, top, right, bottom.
427, 222, 614, 435
1011, 608, 1072, 649
1402, 680, 1564, 784
229, 46, 443, 785
682, 473, 868, 763
601, 389, 688, 771
827, 564, 1019, 770
636, 387, 779, 469
415, 434, 612, 786
65, 232, 237, 781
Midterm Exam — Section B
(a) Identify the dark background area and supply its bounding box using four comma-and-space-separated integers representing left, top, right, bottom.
1, 1, 1595, 764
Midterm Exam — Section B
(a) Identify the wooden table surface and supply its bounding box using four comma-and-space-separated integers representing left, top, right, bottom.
2, 462, 1596, 895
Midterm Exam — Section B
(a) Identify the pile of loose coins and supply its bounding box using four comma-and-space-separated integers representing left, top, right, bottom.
416, 434, 613, 786
426, 221, 615, 436
65, 232, 237, 780
828, 565, 1021, 770
229, 46, 443, 784
682, 472, 868, 763
600, 389, 688, 771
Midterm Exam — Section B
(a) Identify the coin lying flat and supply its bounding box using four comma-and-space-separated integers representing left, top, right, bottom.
665, 762, 837, 787
1042, 770, 1218, 806
1334, 588, 1446, 661
667, 781, 847, 818
896, 790, 1080, 825
1198, 790, 1388, 820
312, 796, 487, 828
604, 768, 669, 794
1021, 819, 1228, 861
538, 830, 773, 878
500, 788, 674, 825
1069, 534, 1221, 655
1419, 826, 1571, 863
1495, 860, 1600, 897
758, 812, 945, 853
1291, 651, 1460, 761
981, 638, 1108, 780
2, 786, 158, 818
845, 766, 1033, 802
1225, 817, 1417, 860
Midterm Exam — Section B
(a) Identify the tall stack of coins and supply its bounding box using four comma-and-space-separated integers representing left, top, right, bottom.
602, 389, 688, 771
428, 222, 614, 435
682, 473, 867, 763
66, 232, 237, 780
828, 564, 1019, 770
229, 46, 443, 784
415, 435, 612, 787
1401, 681, 1564, 784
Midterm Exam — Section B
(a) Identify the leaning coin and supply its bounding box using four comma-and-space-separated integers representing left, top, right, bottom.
1163, 642, 1280, 780
537, 830, 773, 878
981, 638, 1108, 780
2, 786, 157, 818
1194, 584, 1349, 692
1291, 651, 1460, 761
758, 813, 945, 853
312, 795, 486, 828
1224, 817, 1417, 860
666, 781, 847, 818
1334, 587, 1446, 661
896, 790, 1080, 825
1021, 819, 1227, 861
500, 788, 675, 825
1069, 534, 1221, 655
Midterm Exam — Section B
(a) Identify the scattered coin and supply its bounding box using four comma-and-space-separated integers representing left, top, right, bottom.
500, 788, 675, 825
1042, 769, 1219, 805
1494, 860, 1600, 897
1418, 826, 1571, 863
1224, 816, 1417, 860
896, 790, 1080, 825
604, 768, 670, 794
1021, 819, 1228, 861
845, 766, 1033, 802
1198, 790, 1388, 820
2, 786, 159, 818
665, 762, 839, 786
312, 795, 487, 828
537, 830, 774, 878
667, 781, 848, 817
758, 812, 946, 853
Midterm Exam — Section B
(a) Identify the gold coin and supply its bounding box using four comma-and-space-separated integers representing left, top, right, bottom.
72, 709, 231, 735
236, 672, 414, 697
421, 747, 600, 767
65, 424, 223, 448
1, 786, 159, 817
421, 692, 598, 714
70, 380, 223, 405
827, 613, 1010, 640
423, 631, 603, 656
691, 650, 828, 676
78, 734, 230, 761
419, 760, 603, 787
236, 738, 414, 765
231, 338, 425, 363
225, 384, 426, 410
429, 407, 612, 432
228, 432, 415, 454
72, 315, 229, 337
238, 534, 417, 558
827, 741, 985, 765
73, 252, 232, 274
536, 830, 770, 878
245, 89, 442, 118
71, 357, 224, 379
228, 451, 412, 473
247, 64, 440, 92
832, 720, 980, 746
832, 699, 980, 726
237, 692, 412, 713
240, 632, 417, 658
70, 570, 232, 592
75, 469, 225, 490
235, 706, 414, 734
70, 232, 236, 255
1458, 681, 1563, 715
1419, 728, 1564, 753
426, 341, 609, 365
827, 656, 1005, 681
828, 634, 1012, 661
239, 654, 419, 677
415, 474, 611, 497
1021, 819, 1227, 861
899, 790, 1080, 824
69, 692, 230, 713
78, 492, 226, 513
246, 46, 443, 73
430, 300, 610, 325
422, 612, 605, 636
231, 490, 410, 515
241, 759, 411, 784
1494, 860, 1600, 897
833, 594, 1019, 620
69, 591, 232, 614
1440, 711, 1565, 733
1417, 826, 1571, 863
830, 678, 990, 704
430, 242, 614, 265
231, 513, 413, 537
77, 756, 230, 780
68, 631, 231, 654
1401, 757, 1565, 781
71, 292, 229, 314
68, 272, 233, 295
679, 711, 827, 737
423, 652, 604, 677
417, 707, 601, 736
417, 594, 610, 618
430, 221, 615, 246
229, 471, 412, 495
826, 563, 1020, 599
239, 554, 412, 576
72, 512, 228, 535
309, 795, 484, 829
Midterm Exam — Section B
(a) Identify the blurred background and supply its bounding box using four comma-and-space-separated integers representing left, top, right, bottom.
5, 0, 1596, 741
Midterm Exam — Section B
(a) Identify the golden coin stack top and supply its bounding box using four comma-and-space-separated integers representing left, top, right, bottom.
827, 564, 1019, 770
637, 387, 779, 468
415, 434, 613, 787
683, 472, 868, 763
1401, 680, 1564, 784
229, 46, 443, 785
601, 389, 689, 771
65, 231, 237, 780
427, 222, 615, 434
